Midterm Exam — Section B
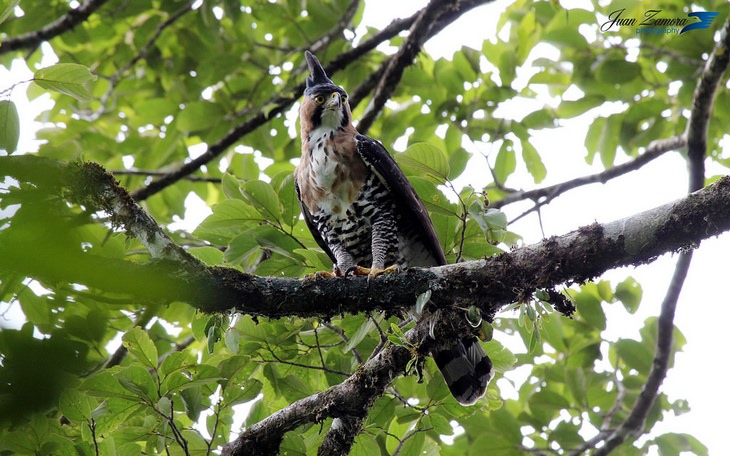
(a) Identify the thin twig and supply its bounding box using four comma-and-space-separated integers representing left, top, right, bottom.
111, 169, 221, 183
88, 1, 195, 120
366, 312, 388, 362
313, 325, 328, 371
0, 0, 111, 56
491, 135, 687, 210
323, 322, 363, 364
260, 343, 350, 377
392, 427, 433, 456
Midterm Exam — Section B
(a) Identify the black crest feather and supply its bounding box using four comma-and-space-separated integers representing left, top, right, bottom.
304, 51, 336, 95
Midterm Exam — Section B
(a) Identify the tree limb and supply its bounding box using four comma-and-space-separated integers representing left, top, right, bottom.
4, 154, 730, 453
584, 14, 730, 455
0, 0, 110, 56
686, 14, 730, 191
356, 0, 493, 134
88, 1, 195, 121
130, 0, 491, 202
221, 308, 464, 456
129, 7, 420, 202
594, 251, 692, 455
491, 135, 687, 210
3, 155, 730, 321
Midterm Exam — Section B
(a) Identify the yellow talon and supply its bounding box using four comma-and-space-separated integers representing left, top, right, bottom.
348, 264, 400, 278
303, 269, 339, 280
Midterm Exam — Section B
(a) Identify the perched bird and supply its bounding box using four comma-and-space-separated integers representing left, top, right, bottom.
294, 51, 492, 405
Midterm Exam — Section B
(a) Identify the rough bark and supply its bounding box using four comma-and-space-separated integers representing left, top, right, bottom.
2, 155, 730, 321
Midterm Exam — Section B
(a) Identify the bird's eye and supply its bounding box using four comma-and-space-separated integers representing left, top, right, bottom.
314, 95, 325, 105
341, 94, 348, 102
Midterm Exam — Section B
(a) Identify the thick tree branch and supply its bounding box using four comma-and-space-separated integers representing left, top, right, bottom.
356, 0, 449, 134
595, 251, 692, 455
3, 155, 730, 320
686, 14, 730, 191
356, 0, 492, 134
5, 155, 730, 453
130, 8, 419, 202
0, 0, 110, 56
131, 0, 490, 202
221, 308, 465, 456
317, 416, 365, 456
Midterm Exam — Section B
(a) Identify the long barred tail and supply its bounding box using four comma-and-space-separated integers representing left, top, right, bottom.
433, 336, 493, 405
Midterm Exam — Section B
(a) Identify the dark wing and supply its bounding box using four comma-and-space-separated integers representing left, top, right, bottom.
355, 134, 447, 266
294, 177, 337, 266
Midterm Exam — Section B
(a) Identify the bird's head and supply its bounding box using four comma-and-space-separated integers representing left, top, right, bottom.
301, 51, 352, 131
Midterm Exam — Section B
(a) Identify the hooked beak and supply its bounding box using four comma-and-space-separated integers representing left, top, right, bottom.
324, 92, 342, 110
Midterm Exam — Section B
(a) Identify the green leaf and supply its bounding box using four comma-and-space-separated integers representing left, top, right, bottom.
207, 324, 219, 354
177, 101, 225, 132
654, 433, 708, 456
584, 116, 605, 164
225, 328, 240, 354
596, 59, 641, 84
597, 115, 621, 168
181, 386, 205, 421
122, 327, 159, 370
396, 143, 450, 182
483, 339, 516, 373
614, 338, 653, 375
80, 371, 137, 401
0, 0, 19, 25
228, 153, 260, 181
575, 286, 607, 330
528, 388, 571, 423
344, 314, 383, 353
0, 100, 20, 153
398, 428, 425, 455
157, 396, 172, 416
240, 180, 282, 223
33, 63, 97, 101
223, 378, 262, 406
564, 367, 587, 406
59, 389, 95, 422
556, 96, 604, 119
615, 277, 642, 314
415, 289, 431, 316
521, 138, 546, 184
116, 365, 157, 401
494, 139, 516, 183
408, 176, 458, 216
350, 434, 380, 456
275, 173, 300, 228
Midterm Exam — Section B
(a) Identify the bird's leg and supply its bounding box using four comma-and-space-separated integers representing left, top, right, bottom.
350, 211, 399, 278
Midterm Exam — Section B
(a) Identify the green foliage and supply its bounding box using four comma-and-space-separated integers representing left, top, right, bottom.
0, 99, 19, 153
1, 0, 724, 453
32, 63, 97, 101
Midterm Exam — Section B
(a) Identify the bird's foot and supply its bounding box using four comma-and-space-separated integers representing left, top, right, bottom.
346, 264, 400, 279
303, 267, 342, 280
